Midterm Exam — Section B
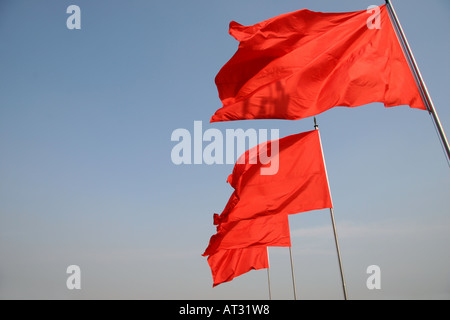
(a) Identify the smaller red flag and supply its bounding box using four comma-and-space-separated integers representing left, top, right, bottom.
207, 246, 269, 287
216, 129, 332, 226
203, 213, 291, 257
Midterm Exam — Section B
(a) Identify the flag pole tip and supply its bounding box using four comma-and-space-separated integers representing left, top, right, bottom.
313, 117, 318, 129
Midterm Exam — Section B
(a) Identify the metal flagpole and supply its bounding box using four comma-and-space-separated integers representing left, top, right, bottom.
289, 246, 298, 300
329, 207, 348, 300
385, 0, 450, 165
267, 247, 272, 300
314, 117, 348, 300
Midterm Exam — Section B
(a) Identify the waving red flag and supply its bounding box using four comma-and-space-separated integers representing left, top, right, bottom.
211, 4, 425, 122
207, 247, 269, 287
215, 129, 332, 226
203, 213, 290, 257
203, 201, 290, 286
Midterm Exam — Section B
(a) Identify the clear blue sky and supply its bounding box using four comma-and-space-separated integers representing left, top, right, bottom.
0, 0, 449, 299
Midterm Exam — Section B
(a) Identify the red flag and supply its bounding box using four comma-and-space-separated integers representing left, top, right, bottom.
204, 214, 289, 286
207, 247, 269, 287
216, 129, 332, 226
211, 4, 425, 122
202, 129, 330, 257
203, 213, 291, 257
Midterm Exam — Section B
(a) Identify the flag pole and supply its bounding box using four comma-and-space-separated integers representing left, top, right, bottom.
289, 246, 298, 300
314, 117, 348, 300
385, 0, 450, 164
267, 247, 272, 300
329, 207, 348, 300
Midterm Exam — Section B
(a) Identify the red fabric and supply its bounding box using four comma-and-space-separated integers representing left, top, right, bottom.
202, 130, 331, 257
207, 247, 269, 287
211, 4, 425, 122
203, 213, 291, 257
217, 129, 332, 226
203, 130, 332, 285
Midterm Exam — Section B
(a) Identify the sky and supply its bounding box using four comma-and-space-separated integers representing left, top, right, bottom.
0, 0, 449, 300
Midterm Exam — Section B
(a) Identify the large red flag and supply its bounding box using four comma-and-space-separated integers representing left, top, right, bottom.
207, 246, 269, 287
211, 4, 425, 122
